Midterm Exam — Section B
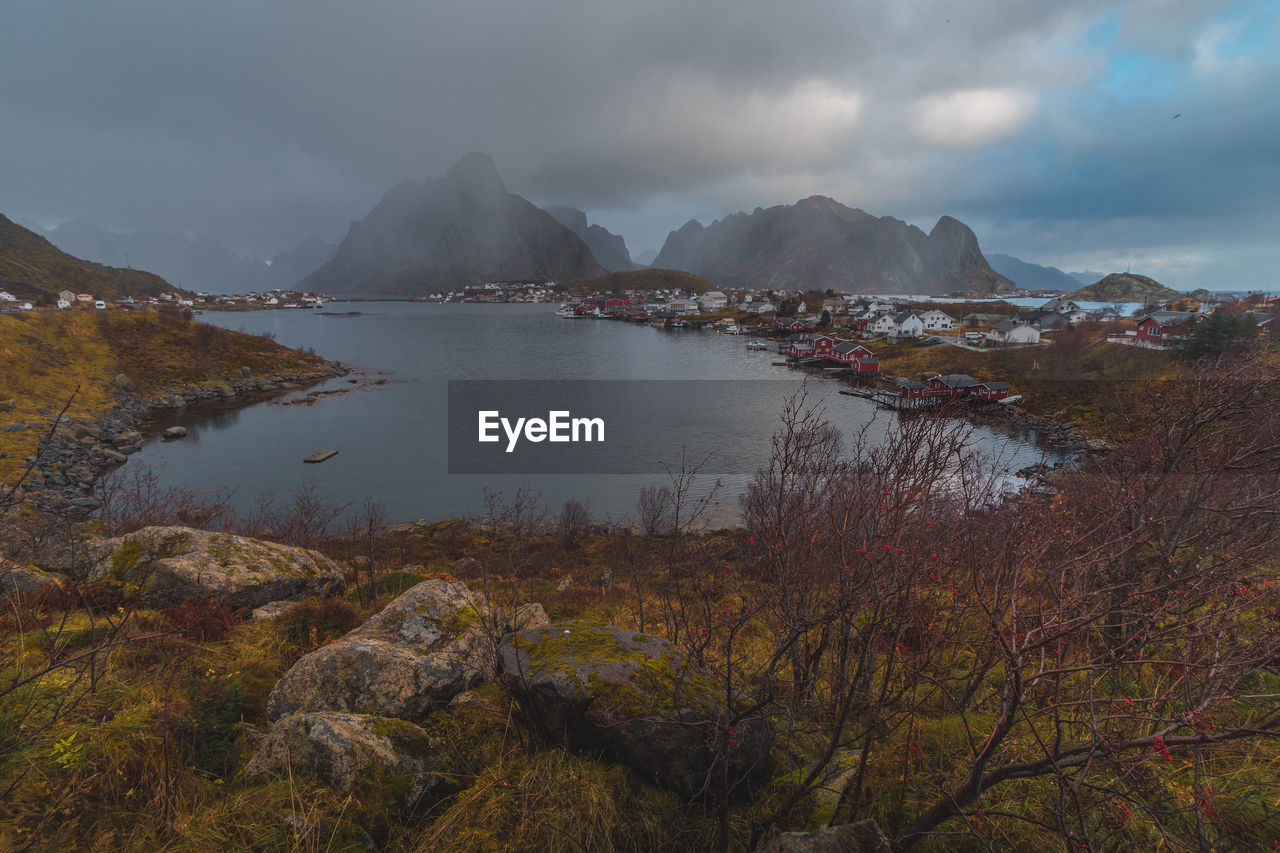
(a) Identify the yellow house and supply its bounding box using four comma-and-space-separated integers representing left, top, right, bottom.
1169, 295, 1200, 313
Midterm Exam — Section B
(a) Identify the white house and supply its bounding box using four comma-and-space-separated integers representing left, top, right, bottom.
744, 300, 776, 314
892, 311, 926, 339
986, 319, 1041, 345
57, 299, 72, 310
0, 291, 15, 302
699, 291, 728, 311
667, 297, 699, 314
1040, 297, 1088, 324
59, 290, 76, 305
919, 309, 956, 331
868, 313, 898, 336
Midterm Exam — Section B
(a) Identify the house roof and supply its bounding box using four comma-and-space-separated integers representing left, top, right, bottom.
1138, 310, 1196, 327
895, 378, 928, 390
832, 341, 861, 354
934, 374, 979, 388
990, 319, 1035, 333
892, 310, 921, 324
978, 381, 1012, 391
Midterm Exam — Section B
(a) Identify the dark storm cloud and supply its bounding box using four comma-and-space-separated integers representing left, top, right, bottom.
0, 0, 1276, 286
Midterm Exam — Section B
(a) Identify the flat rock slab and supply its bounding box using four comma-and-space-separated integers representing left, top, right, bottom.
499, 621, 774, 800
90, 526, 345, 608
245, 711, 456, 809
267, 579, 546, 722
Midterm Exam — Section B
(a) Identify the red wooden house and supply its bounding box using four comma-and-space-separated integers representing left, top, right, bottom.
774, 318, 808, 334
787, 334, 835, 358
1135, 311, 1196, 345
972, 381, 1012, 400
928, 374, 980, 396
832, 340, 879, 373
895, 379, 928, 398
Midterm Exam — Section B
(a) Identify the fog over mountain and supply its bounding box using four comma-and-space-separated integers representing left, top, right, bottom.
2, 2, 1277, 291
33, 220, 334, 294
304, 154, 605, 293
544, 208, 640, 272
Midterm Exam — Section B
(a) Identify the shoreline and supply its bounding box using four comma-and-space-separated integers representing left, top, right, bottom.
19, 361, 350, 512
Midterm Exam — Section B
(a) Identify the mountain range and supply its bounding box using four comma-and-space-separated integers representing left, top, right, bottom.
303, 153, 606, 293
985, 253, 1082, 291
26, 219, 335, 295
19, 153, 1027, 298
652, 196, 1011, 295
0, 215, 177, 303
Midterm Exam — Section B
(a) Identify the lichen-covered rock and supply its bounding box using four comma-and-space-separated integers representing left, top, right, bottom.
0, 558, 66, 597
89, 526, 345, 608
499, 620, 774, 800
754, 821, 891, 853
266, 580, 545, 722
244, 712, 456, 809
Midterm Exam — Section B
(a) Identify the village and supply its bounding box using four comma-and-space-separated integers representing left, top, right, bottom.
557, 288, 1277, 412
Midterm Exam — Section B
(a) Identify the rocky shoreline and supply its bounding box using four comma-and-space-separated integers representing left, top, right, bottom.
16, 362, 349, 511
971, 402, 1114, 453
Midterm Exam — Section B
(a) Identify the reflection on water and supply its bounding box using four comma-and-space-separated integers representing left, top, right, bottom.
136, 302, 1070, 523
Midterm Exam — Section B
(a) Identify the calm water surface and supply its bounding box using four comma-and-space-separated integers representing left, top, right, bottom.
138, 303, 1067, 523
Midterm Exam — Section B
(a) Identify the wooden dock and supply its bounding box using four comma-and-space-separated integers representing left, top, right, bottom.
303, 450, 339, 464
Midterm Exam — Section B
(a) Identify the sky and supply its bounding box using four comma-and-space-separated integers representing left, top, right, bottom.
1, 0, 1277, 291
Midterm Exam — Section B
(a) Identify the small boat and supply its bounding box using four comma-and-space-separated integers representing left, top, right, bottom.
746, 339, 768, 350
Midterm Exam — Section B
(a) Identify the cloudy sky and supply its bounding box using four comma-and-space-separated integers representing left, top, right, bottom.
2, 0, 1277, 290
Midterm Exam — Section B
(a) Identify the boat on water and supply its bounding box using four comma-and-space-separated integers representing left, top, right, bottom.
746, 339, 768, 350
555, 302, 585, 317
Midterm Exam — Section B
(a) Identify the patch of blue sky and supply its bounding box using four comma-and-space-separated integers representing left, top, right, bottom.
1101, 51, 1176, 102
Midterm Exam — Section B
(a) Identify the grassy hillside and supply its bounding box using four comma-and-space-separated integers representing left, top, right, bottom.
0, 311, 332, 479
872, 325, 1186, 436
0, 214, 177, 304
564, 268, 715, 295
1070, 272, 1178, 302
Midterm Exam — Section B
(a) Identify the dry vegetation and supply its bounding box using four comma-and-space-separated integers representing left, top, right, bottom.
2, 348, 1279, 851
0, 310, 332, 480
872, 323, 1185, 436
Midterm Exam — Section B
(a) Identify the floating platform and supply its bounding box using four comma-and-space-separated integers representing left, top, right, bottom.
303, 450, 339, 464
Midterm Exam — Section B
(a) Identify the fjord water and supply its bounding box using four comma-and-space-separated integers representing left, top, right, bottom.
139, 303, 1067, 523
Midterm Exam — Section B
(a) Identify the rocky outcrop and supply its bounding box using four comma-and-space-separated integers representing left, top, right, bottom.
499, 620, 774, 800
1070, 272, 1178, 302
652, 196, 1010, 295
244, 711, 456, 808
754, 821, 891, 853
303, 153, 607, 293
267, 579, 547, 722
89, 526, 345, 608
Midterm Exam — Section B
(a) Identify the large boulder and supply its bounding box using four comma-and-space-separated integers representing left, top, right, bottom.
754, 821, 891, 853
89, 526, 345, 608
499, 621, 774, 800
267, 579, 546, 722
0, 558, 65, 598
244, 711, 455, 809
